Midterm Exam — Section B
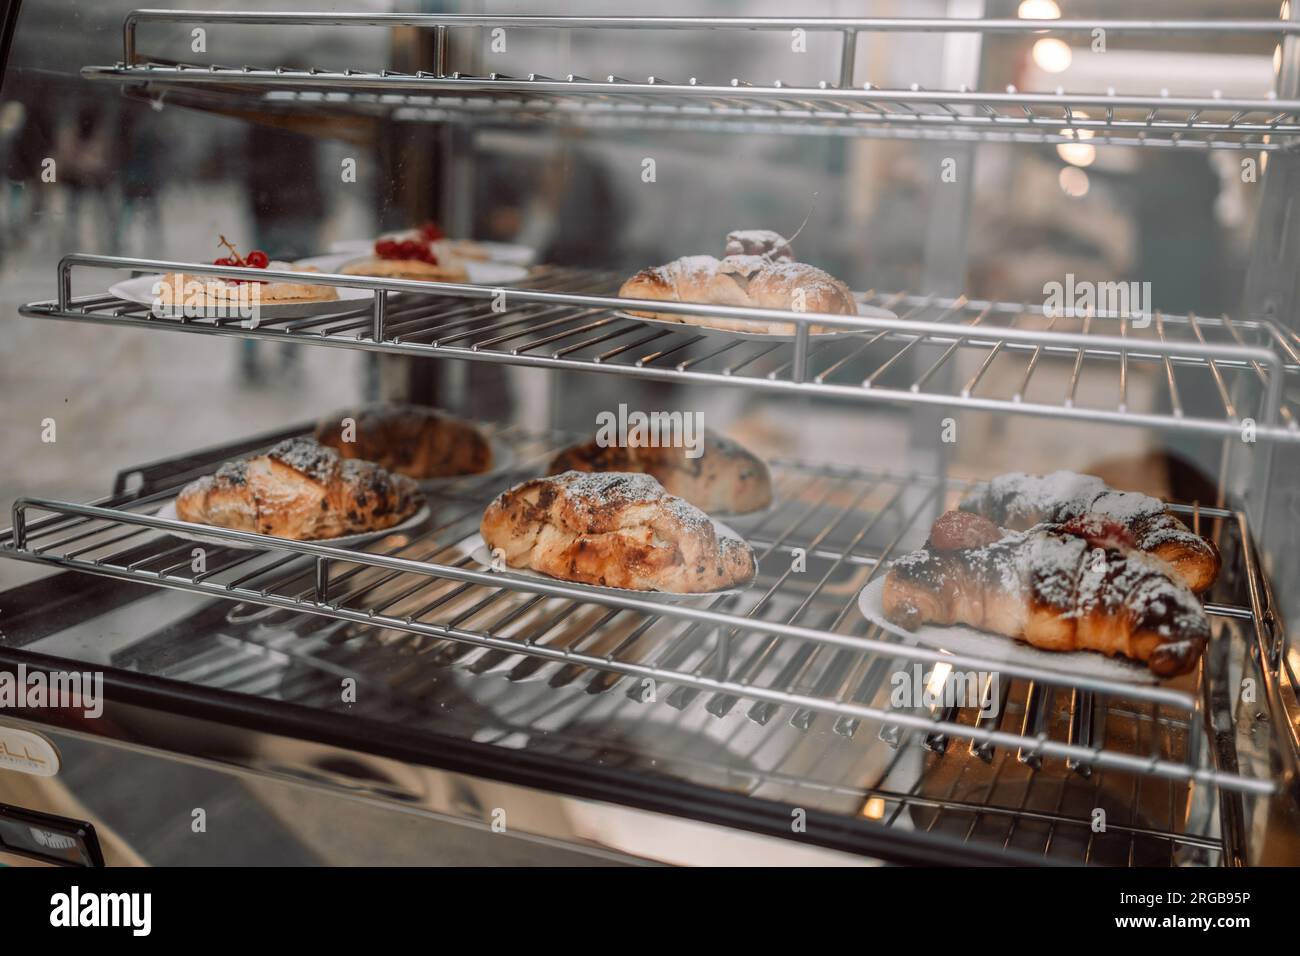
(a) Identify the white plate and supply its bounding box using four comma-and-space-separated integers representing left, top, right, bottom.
154, 501, 431, 552
458, 519, 754, 603
329, 237, 536, 266
416, 435, 518, 491
109, 266, 373, 321
611, 299, 899, 341
856, 576, 1156, 685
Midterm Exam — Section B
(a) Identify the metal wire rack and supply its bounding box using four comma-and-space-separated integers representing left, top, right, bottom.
118, 601, 1232, 865
20, 257, 1300, 444
82, 12, 1300, 150
0, 425, 1279, 822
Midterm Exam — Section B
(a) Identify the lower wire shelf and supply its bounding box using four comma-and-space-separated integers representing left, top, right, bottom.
0, 425, 1283, 865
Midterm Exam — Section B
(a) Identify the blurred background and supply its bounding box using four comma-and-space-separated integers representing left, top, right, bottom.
0, 0, 1284, 589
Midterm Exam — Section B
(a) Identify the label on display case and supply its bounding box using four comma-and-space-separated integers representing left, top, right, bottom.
0, 726, 61, 777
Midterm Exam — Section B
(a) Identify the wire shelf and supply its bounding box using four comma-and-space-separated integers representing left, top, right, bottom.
82, 12, 1300, 149
20, 256, 1300, 444
116, 590, 1229, 865
0, 425, 1278, 808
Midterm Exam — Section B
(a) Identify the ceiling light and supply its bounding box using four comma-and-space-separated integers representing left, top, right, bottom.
1032, 38, 1073, 73
1059, 166, 1090, 197
1019, 0, 1061, 18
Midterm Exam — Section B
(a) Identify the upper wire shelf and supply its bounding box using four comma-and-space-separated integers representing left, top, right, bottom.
19, 255, 1300, 445
82, 11, 1300, 150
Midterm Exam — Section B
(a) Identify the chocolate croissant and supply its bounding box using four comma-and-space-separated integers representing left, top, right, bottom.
176, 438, 421, 540
883, 511, 1209, 677
959, 471, 1220, 593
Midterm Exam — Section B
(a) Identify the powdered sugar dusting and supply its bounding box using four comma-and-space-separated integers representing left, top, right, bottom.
548, 470, 713, 533
960, 471, 1206, 554
266, 438, 338, 484
889, 524, 1207, 638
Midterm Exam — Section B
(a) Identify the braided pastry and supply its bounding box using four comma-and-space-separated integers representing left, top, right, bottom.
176, 438, 421, 540
481, 471, 756, 593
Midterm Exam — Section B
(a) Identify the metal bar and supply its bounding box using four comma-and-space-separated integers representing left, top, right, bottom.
23, 299, 1300, 444
371, 289, 386, 341
838, 28, 857, 88
119, 13, 1300, 38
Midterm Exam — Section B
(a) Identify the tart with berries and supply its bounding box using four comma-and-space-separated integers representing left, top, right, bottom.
160, 236, 340, 307
341, 222, 471, 282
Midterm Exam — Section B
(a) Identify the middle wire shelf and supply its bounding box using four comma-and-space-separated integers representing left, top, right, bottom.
20, 257, 1300, 444
0, 425, 1279, 798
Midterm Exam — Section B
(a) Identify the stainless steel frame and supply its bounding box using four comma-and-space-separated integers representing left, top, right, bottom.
5, 7, 1300, 865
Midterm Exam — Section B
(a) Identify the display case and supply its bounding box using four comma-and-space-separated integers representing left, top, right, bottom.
1, 3, 1298, 867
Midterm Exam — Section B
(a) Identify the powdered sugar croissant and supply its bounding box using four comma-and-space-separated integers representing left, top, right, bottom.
481, 471, 756, 593
618, 230, 857, 335
883, 511, 1209, 677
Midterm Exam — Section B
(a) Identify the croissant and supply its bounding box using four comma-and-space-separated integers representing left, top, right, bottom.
959, 471, 1220, 593
883, 511, 1209, 677
175, 438, 422, 540
481, 471, 756, 593
314, 403, 492, 479
546, 428, 772, 515
618, 253, 857, 335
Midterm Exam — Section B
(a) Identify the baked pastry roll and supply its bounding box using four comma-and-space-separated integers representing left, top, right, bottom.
314, 404, 493, 480
883, 511, 1209, 677
619, 230, 857, 335
175, 438, 421, 540
547, 429, 772, 515
480, 471, 757, 593
959, 471, 1220, 593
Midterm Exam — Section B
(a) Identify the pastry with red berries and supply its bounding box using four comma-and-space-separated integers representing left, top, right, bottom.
160, 236, 339, 308
958, 471, 1220, 593
341, 222, 471, 283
